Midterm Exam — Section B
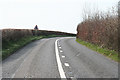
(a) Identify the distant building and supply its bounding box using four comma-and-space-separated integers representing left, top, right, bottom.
34, 25, 39, 30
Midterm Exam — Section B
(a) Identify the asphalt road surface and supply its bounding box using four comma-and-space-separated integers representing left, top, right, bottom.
2, 37, 118, 78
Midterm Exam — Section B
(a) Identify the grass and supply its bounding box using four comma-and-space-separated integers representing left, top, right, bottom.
2, 36, 43, 60
2, 35, 75, 60
76, 38, 119, 62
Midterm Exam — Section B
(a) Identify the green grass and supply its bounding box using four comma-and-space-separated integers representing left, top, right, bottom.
2, 36, 43, 60
76, 38, 119, 62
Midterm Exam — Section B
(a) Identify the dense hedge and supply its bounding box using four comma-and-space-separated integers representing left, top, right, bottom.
77, 11, 118, 51
2, 29, 33, 41
2, 29, 76, 42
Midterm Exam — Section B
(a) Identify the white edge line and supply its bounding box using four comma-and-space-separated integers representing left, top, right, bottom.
55, 39, 66, 78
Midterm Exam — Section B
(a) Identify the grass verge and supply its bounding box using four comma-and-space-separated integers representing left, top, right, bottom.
76, 38, 119, 62
2, 36, 43, 60
2, 35, 75, 60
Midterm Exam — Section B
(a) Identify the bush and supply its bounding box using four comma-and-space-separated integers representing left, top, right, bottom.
77, 7, 118, 51
2, 29, 76, 44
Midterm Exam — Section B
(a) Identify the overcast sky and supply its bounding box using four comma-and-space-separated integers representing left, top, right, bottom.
0, 0, 119, 33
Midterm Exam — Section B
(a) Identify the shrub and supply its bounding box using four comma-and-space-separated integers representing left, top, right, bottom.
77, 6, 118, 51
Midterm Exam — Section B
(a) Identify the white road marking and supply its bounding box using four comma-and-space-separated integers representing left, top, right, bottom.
62, 55, 65, 58
64, 63, 70, 67
60, 50, 63, 53
59, 47, 62, 49
55, 39, 66, 78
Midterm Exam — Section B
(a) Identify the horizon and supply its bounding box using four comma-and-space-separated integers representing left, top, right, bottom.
1, 28, 75, 34
0, 0, 119, 33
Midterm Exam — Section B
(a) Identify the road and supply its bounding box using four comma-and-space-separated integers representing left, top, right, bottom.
2, 37, 118, 79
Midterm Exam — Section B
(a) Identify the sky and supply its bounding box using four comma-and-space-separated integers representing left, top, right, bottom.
0, 0, 119, 33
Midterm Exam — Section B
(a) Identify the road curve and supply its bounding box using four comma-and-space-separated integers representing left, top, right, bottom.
2, 37, 118, 78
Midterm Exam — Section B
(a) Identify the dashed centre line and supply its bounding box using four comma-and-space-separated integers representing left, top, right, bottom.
59, 47, 62, 49
64, 63, 70, 67
60, 50, 63, 53
55, 39, 66, 78
62, 55, 65, 58
55, 38, 73, 79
